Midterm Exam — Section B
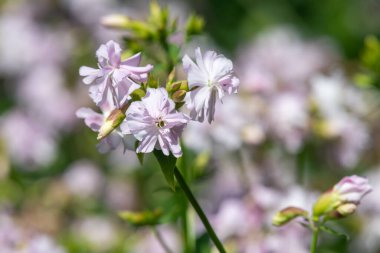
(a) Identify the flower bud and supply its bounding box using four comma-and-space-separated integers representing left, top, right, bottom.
169, 81, 182, 92
172, 90, 186, 102
313, 175, 372, 218
101, 14, 131, 29
313, 190, 340, 217
97, 109, 126, 140
119, 209, 162, 226
336, 203, 357, 216
272, 206, 308, 227
185, 14, 204, 39
333, 175, 372, 204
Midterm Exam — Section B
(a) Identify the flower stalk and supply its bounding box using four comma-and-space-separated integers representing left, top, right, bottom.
173, 166, 227, 253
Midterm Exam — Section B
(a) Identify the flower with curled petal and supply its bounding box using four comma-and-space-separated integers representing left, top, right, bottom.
182, 47, 240, 123
125, 88, 189, 158
79, 40, 153, 106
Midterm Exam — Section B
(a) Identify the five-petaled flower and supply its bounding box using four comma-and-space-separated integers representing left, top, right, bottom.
79, 40, 153, 107
182, 47, 240, 123
125, 88, 189, 158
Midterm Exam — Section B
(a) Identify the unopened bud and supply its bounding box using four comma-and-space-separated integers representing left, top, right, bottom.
272, 206, 308, 227
97, 109, 126, 140
172, 90, 186, 102
167, 68, 176, 85
313, 190, 340, 218
101, 14, 130, 29
119, 209, 162, 226
336, 203, 357, 216
185, 14, 204, 39
168, 81, 182, 93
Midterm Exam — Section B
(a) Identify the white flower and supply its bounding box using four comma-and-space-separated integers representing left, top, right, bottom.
182, 47, 239, 123
126, 88, 189, 158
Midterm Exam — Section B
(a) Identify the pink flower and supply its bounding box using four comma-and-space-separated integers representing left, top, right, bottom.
182, 47, 239, 123
333, 175, 372, 204
79, 40, 152, 106
126, 88, 189, 158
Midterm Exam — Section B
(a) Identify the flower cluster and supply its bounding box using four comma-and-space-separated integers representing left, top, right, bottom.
77, 41, 239, 158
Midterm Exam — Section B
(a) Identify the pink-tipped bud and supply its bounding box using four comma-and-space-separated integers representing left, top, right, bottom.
272, 206, 309, 227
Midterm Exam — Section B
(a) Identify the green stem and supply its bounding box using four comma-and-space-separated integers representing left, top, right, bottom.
310, 227, 320, 253
182, 205, 195, 253
174, 167, 227, 253
180, 163, 195, 253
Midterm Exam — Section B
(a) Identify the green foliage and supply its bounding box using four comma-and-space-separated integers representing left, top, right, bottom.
355, 36, 380, 89
153, 150, 177, 191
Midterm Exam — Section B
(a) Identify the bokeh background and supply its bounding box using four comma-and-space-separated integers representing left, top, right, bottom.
1, 0, 380, 252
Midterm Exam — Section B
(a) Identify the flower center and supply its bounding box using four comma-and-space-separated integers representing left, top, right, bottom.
155, 117, 166, 128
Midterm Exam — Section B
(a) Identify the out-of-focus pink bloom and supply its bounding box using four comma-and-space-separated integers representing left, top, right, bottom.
262, 224, 309, 253
18, 65, 77, 130
26, 235, 66, 253
133, 225, 181, 253
0, 213, 65, 253
182, 47, 240, 123
0, 5, 74, 75
238, 27, 333, 93
126, 88, 189, 158
212, 199, 255, 240
310, 73, 369, 167
79, 40, 152, 106
268, 93, 308, 152
0, 111, 57, 168
63, 160, 104, 198
74, 216, 118, 251
333, 175, 372, 204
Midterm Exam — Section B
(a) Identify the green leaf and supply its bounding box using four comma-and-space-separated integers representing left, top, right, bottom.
320, 225, 349, 241
195, 232, 212, 253
153, 150, 177, 191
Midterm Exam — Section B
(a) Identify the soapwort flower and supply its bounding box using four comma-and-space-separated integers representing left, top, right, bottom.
79, 40, 153, 106
125, 88, 189, 158
182, 47, 239, 123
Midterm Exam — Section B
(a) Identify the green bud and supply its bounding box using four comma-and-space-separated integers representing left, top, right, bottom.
185, 14, 204, 40
172, 90, 186, 102
100, 14, 131, 29
312, 190, 341, 218
167, 68, 176, 85
272, 206, 309, 227
130, 88, 146, 101
180, 80, 189, 91
129, 21, 154, 39
166, 80, 184, 94
97, 109, 126, 140
119, 209, 162, 226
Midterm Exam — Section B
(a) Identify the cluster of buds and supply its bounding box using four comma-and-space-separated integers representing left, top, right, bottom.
273, 175, 372, 228
100, 1, 204, 76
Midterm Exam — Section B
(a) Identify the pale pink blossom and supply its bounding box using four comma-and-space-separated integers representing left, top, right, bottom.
333, 175, 372, 204
79, 40, 152, 106
182, 47, 240, 123
126, 88, 189, 158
